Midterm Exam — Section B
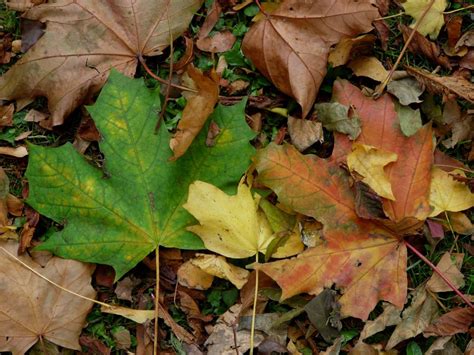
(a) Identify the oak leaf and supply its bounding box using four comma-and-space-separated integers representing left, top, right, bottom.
0, 0, 202, 126
183, 179, 274, 259
0, 240, 95, 354
242, 0, 378, 117
27, 72, 256, 279
255, 143, 407, 320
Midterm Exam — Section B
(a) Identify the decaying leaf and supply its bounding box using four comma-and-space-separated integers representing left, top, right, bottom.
386, 285, 439, 349
406, 66, 474, 104
170, 65, 219, 160
424, 307, 474, 336
347, 143, 397, 201
0, 0, 203, 125
395, 103, 423, 137
426, 252, 464, 292
255, 143, 407, 320
0, 240, 95, 354
28, 72, 256, 279
190, 253, 249, 289
184, 179, 274, 259
387, 77, 424, 106
402, 0, 447, 39
314, 102, 361, 140
242, 0, 378, 117
287, 116, 323, 151
429, 168, 474, 217
359, 302, 402, 341
328, 34, 377, 67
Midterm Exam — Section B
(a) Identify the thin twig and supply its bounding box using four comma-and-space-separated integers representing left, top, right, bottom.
138, 55, 197, 94
373, 0, 436, 99
254, 0, 267, 16
443, 4, 474, 14
154, 248, 160, 355
374, 12, 404, 21
444, 212, 459, 253
434, 164, 474, 174
405, 241, 473, 308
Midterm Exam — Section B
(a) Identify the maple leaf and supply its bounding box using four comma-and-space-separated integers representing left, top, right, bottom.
0, 0, 202, 125
242, 0, 378, 117
332, 79, 433, 224
0, 240, 95, 354
402, 0, 447, 39
183, 179, 274, 259
27, 71, 256, 279
255, 143, 407, 320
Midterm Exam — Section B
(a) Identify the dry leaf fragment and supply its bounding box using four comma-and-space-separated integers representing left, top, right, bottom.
5, 0, 44, 11
24, 108, 48, 123
0, 240, 96, 354
183, 179, 274, 259
426, 252, 464, 293
287, 116, 323, 151
177, 260, 214, 290
242, 0, 378, 117
424, 307, 474, 336
387, 77, 424, 106
0, 146, 28, 158
0, 0, 202, 125
386, 285, 439, 349
348, 56, 389, 82
170, 65, 219, 160
402, 0, 447, 39
0, 104, 14, 128
314, 102, 361, 140
328, 34, 377, 67
197, 31, 236, 53
347, 144, 397, 201
429, 168, 474, 217
406, 66, 474, 103
190, 253, 250, 289
359, 302, 402, 341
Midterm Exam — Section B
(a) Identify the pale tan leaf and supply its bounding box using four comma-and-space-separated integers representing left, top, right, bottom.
328, 34, 377, 67
427, 252, 464, 293
348, 56, 389, 82
0, 146, 28, 158
0, 0, 203, 125
177, 260, 214, 290
288, 116, 323, 151
359, 302, 402, 341
0, 240, 95, 354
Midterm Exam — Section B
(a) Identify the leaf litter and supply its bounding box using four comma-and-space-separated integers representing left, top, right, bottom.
0, 0, 473, 353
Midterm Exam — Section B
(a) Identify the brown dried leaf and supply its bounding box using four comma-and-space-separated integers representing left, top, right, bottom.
328, 34, 377, 67
197, 31, 236, 53
0, 0, 202, 125
348, 56, 388, 82
0, 240, 96, 354
287, 116, 323, 151
424, 308, 474, 336
242, 0, 378, 117
406, 66, 474, 103
5, 0, 44, 12
400, 24, 451, 69
0, 104, 14, 128
427, 252, 464, 293
170, 65, 219, 160
0, 146, 28, 158
177, 260, 214, 290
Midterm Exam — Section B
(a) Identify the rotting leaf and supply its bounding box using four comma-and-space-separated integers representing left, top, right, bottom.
424, 307, 474, 337
0, 240, 95, 354
242, 0, 378, 117
28, 71, 256, 279
387, 77, 424, 106
0, 0, 203, 125
304, 289, 341, 343
314, 102, 361, 140
395, 103, 423, 137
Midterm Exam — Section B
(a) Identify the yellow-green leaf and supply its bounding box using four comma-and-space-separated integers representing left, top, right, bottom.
183, 179, 274, 259
402, 0, 447, 39
347, 144, 397, 200
429, 167, 474, 217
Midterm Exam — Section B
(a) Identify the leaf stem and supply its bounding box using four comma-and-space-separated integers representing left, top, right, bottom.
443, 4, 474, 14
405, 241, 473, 308
154, 247, 160, 355
254, 0, 267, 17
249, 255, 259, 355
374, 12, 404, 21
444, 212, 459, 253
373, 0, 436, 98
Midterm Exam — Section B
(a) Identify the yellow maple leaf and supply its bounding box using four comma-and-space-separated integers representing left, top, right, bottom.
183, 179, 274, 258
429, 167, 474, 217
402, 0, 447, 39
347, 143, 398, 200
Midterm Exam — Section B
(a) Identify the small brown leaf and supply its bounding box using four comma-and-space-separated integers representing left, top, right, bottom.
0, 146, 28, 158
197, 31, 236, 53
287, 116, 323, 151
424, 308, 474, 336
348, 56, 388, 82
169, 65, 219, 160
0, 104, 14, 128
427, 252, 464, 292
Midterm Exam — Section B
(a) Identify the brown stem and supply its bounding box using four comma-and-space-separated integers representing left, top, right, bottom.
156, 32, 174, 133
373, 0, 436, 98
405, 240, 473, 308
154, 247, 160, 355
254, 0, 267, 16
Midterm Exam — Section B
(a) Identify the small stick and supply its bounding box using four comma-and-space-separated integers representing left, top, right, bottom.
249, 255, 259, 355
373, 0, 436, 99
154, 247, 160, 355
156, 30, 174, 134
405, 241, 473, 308
443, 4, 474, 14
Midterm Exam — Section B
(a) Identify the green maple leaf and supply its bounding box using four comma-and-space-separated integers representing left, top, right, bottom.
27, 71, 255, 279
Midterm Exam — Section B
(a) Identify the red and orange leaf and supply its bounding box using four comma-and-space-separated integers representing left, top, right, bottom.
332, 79, 433, 222
255, 143, 407, 320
